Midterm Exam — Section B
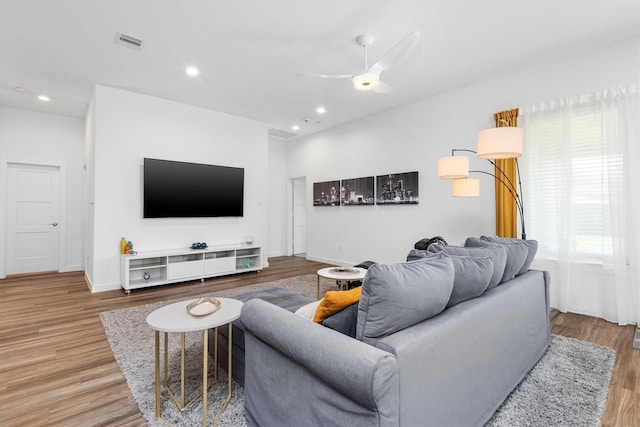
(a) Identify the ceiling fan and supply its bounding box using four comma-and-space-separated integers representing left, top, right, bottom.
295, 30, 420, 93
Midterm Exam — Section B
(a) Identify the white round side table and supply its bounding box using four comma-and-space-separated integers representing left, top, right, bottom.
146, 297, 243, 426
316, 267, 367, 299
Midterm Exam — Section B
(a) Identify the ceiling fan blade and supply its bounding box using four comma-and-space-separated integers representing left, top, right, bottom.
372, 80, 393, 94
369, 30, 420, 74
295, 72, 353, 79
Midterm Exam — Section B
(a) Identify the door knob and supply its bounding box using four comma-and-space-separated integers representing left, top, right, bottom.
49, 222, 58, 227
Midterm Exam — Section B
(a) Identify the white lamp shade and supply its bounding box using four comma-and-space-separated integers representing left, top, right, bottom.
437, 156, 469, 179
476, 127, 524, 159
452, 178, 480, 197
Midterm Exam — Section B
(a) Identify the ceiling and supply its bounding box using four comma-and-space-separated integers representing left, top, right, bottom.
1, 1, 638, 139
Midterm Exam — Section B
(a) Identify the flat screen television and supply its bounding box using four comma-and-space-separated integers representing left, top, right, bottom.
143, 158, 244, 218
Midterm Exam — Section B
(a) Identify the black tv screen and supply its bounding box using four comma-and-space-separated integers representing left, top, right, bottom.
143, 158, 244, 218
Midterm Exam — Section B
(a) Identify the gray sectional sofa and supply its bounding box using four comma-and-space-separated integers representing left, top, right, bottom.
240, 237, 550, 426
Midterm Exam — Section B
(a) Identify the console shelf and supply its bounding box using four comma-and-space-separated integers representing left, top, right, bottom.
120, 244, 261, 293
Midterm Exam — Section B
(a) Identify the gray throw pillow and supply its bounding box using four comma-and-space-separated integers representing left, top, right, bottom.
465, 237, 528, 283
441, 254, 493, 307
322, 303, 358, 338
406, 249, 430, 261
428, 244, 507, 290
356, 256, 454, 346
479, 236, 538, 276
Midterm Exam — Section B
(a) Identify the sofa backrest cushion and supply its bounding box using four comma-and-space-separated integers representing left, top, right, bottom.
479, 236, 538, 276
442, 254, 494, 307
427, 244, 507, 290
406, 248, 430, 262
464, 237, 528, 283
356, 256, 454, 346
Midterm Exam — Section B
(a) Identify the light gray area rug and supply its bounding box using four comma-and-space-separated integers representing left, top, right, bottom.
100, 275, 616, 426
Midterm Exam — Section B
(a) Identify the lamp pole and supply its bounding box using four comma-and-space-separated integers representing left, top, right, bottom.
450, 149, 527, 240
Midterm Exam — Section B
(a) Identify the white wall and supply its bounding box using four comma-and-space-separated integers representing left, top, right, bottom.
0, 106, 85, 278
287, 36, 640, 267
87, 86, 270, 292
268, 137, 288, 257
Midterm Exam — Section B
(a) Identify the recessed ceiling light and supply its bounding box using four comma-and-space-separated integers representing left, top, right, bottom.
37, 95, 50, 102
316, 106, 326, 114
185, 66, 199, 77
292, 125, 300, 131
14, 87, 27, 93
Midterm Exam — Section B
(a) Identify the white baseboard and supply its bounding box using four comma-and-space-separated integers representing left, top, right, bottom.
305, 254, 354, 266
90, 280, 121, 293
268, 250, 288, 258
60, 264, 82, 273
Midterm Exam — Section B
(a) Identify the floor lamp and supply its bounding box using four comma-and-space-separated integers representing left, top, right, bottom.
437, 126, 527, 240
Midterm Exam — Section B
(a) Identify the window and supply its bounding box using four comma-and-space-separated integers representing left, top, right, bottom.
523, 100, 623, 262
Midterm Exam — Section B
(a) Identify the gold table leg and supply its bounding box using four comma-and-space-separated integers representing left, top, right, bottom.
203, 328, 208, 426
214, 323, 233, 426
181, 332, 185, 409
153, 324, 232, 426
155, 331, 160, 419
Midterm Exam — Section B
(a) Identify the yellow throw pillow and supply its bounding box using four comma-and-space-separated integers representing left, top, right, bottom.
313, 286, 362, 324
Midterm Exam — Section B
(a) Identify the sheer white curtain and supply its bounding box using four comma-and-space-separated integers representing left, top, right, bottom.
520, 85, 640, 325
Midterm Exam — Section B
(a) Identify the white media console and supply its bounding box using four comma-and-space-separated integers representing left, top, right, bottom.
120, 244, 261, 293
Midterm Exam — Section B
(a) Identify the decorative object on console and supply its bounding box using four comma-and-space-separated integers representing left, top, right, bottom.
437, 114, 526, 239
244, 236, 255, 244
143, 271, 151, 281
191, 242, 208, 250
120, 237, 127, 254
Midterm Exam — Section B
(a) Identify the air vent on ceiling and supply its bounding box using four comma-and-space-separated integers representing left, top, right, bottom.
115, 32, 144, 49
268, 128, 298, 139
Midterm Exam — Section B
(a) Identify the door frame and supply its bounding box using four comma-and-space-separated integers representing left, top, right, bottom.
287, 175, 308, 257
0, 157, 68, 278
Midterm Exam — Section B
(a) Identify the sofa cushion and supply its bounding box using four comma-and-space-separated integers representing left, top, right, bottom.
295, 300, 322, 320
479, 236, 538, 275
406, 248, 430, 262
464, 237, 529, 283
428, 244, 507, 290
313, 286, 362, 324
322, 302, 359, 338
442, 253, 493, 307
356, 256, 454, 345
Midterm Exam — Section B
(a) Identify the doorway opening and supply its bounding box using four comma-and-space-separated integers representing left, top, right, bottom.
290, 176, 307, 257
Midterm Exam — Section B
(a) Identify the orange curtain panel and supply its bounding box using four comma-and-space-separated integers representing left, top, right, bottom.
493, 108, 519, 238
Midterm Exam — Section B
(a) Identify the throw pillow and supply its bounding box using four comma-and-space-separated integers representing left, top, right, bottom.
441, 253, 493, 308
322, 302, 359, 338
356, 256, 454, 346
313, 286, 362, 324
479, 236, 538, 275
406, 249, 430, 262
294, 300, 322, 320
428, 244, 507, 289
464, 237, 528, 283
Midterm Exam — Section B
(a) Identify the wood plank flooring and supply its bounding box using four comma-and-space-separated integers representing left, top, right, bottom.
1, 256, 638, 426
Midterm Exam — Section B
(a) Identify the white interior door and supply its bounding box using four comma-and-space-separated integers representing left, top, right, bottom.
292, 177, 307, 256
6, 163, 60, 274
